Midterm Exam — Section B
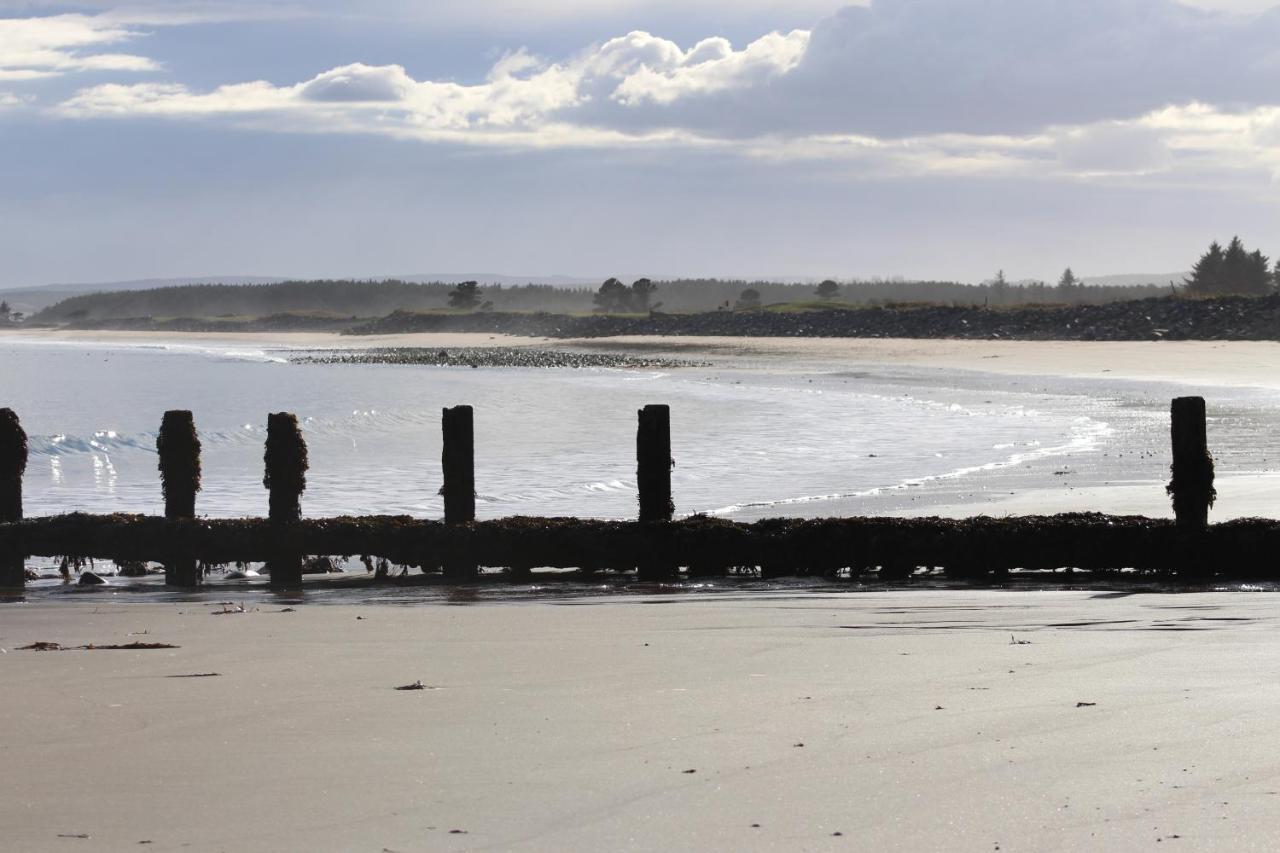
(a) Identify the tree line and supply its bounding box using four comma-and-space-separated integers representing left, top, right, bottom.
1183, 237, 1277, 296
31, 243, 1271, 325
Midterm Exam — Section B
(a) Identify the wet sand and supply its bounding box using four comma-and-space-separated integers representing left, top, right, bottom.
3, 593, 1278, 852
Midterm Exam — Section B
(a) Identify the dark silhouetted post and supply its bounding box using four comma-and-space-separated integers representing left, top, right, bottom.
637, 405, 673, 522
1168, 396, 1215, 529
441, 406, 475, 525
157, 410, 202, 586
637, 405, 675, 581
442, 406, 476, 579
264, 412, 308, 588
0, 408, 27, 587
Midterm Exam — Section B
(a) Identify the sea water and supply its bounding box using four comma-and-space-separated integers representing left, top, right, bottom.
5, 337, 1279, 530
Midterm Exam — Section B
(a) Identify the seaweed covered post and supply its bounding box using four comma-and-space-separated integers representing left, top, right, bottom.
637, 405, 673, 522
441, 405, 477, 579
157, 410, 202, 586
0, 408, 27, 587
264, 412, 308, 588
1167, 396, 1215, 529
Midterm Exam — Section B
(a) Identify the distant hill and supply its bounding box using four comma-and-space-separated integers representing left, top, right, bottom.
0, 273, 604, 315
0, 276, 287, 315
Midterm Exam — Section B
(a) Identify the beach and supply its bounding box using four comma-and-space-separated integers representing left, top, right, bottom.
4, 593, 1280, 852
9, 327, 1280, 389
5, 329, 1280, 850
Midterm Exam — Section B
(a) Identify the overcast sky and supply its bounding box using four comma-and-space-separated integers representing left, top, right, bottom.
2, 0, 1279, 287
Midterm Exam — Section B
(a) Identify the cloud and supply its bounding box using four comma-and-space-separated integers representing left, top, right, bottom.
297, 63, 415, 103
36, 0, 1280, 186
0, 13, 159, 80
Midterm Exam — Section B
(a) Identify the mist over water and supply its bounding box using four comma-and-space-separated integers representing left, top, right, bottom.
5, 338, 1280, 525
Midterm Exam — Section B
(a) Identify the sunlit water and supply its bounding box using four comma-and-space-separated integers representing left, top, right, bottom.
5, 338, 1280, 520
4, 336, 1280, 597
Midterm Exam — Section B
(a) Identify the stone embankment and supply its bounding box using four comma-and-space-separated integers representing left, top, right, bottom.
347, 295, 1280, 341
48, 294, 1280, 342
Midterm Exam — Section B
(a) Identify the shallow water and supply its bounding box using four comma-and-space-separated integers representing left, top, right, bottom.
5, 336, 1280, 596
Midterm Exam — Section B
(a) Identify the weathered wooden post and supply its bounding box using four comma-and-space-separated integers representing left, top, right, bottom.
637, 404, 675, 580
441, 405, 477, 579
0, 408, 27, 587
264, 412, 308, 588
1167, 396, 1215, 529
157, 410, 202, 586
637, 405, 673, 523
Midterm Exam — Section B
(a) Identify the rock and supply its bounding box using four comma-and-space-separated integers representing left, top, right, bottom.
78, 571, 107, 586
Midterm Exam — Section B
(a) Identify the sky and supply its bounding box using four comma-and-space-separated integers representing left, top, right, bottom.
2, 0, 1280, 287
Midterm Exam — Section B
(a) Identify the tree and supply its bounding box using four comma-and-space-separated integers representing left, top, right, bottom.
735, 288, 761, 310
1186, 237, 1272, 296
989, 269, 1009, 304
1244, 249, 1272, 295
0, 301, 9, 322
593, 278, 632, 313
1185, 241, 1225, 295
815, 280, 840, 300
447, 281, 481, 310
629, 278, 657, 312
1056, 267, 1080, 293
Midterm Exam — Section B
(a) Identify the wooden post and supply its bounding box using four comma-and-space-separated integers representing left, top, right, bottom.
442, 406, 476, 580
637, 405, 675, 581
264, 412, 308, 588
1168, 396, 1215, 529
441, 406, 475, 524
157, 410, 202, 586
0, 408, 27, 587
637, 405, 673, 522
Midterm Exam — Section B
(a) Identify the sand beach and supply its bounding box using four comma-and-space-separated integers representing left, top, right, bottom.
4, 329, 1280, 850
3, 593, 1280, 852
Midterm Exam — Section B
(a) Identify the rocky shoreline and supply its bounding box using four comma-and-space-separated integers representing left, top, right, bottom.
40, 293, 1280, 342
346, 294, 1280, 341
289, 347, 705, 369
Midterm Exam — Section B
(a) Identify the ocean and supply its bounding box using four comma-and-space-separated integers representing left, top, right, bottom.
4, 336, 1280, 594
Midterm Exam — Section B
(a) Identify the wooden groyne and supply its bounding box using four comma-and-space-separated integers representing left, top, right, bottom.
0, 396, 1251, 590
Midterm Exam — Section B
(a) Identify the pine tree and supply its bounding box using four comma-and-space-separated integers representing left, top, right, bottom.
1185, 241, 1225, 295
989, 270, 1009, 304
1221, 236, 1249, 293
1244, 249, 1273, 295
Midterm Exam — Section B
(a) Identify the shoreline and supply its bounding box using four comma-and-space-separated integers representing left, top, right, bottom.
7, 327, 1280, 388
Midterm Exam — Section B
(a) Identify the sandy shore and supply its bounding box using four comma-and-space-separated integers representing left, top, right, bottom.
7, 327, 1280, 389
3, 594, 1278, 852
888, 472, 1280, 521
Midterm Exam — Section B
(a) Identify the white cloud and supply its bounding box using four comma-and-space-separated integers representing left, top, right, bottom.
28, 0, 1280, 189
0, 13, 158, 80
58, 29, 804, 137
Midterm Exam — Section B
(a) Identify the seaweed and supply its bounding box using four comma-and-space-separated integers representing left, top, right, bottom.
156, 410, 202, 518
